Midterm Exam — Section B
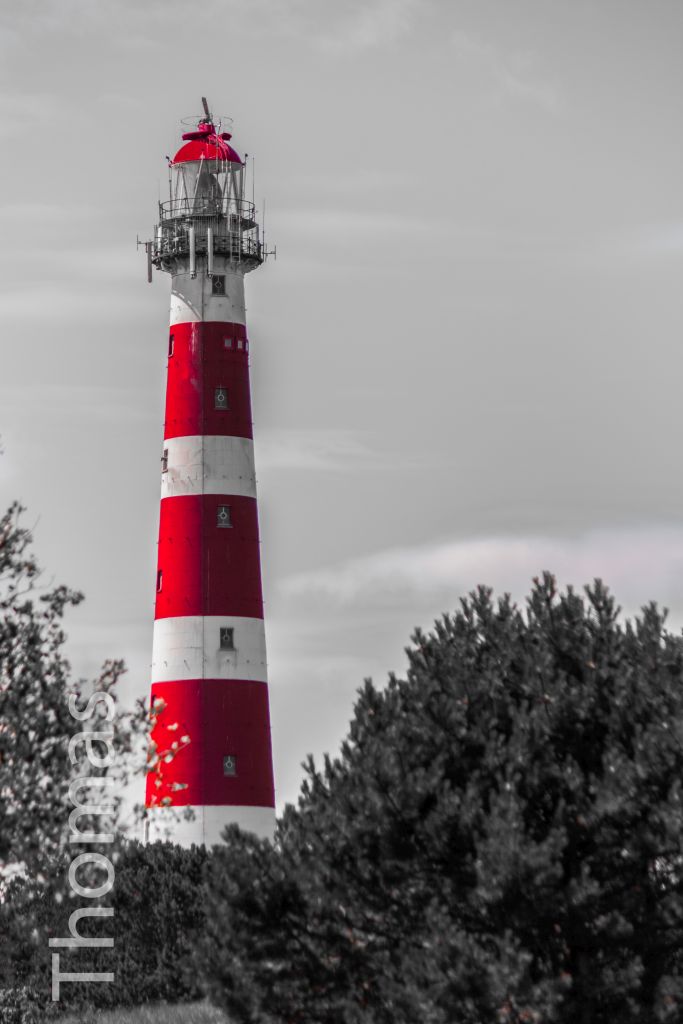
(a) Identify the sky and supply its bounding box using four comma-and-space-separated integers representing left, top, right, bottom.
0, 0, 682, 811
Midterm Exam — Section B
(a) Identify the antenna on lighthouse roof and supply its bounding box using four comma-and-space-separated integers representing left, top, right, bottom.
201, 96, 211, 120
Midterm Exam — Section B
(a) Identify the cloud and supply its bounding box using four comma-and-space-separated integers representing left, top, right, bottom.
0, 0, 421, 56
255, 428, 454, 474
280, 526, 683, 623
619, 223, 683, 260
0, 201, 99, 226
311, 0, 423, 55
0, 281, 149, 321
451, 30, 560, 112
0, 383, 156, 424
275, 207, 446, 244
256, 428, 378, 472
567, 222, 683, 273
0, 91, 63, 135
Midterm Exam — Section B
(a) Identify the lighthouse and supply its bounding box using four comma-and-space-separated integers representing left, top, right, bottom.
143, 101, 276, 847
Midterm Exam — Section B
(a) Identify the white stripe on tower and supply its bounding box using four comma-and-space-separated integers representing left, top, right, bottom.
170, 268, 246, 326
151, 616, 268, 683
161, 436, 257, 500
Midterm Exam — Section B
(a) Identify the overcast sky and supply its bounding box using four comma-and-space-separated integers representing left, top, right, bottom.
1, 0, 682, 810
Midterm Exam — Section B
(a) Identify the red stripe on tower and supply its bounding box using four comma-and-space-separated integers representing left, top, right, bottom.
155, 493, 264, 619
164, 323, 253, 441
143, 103, 276, 847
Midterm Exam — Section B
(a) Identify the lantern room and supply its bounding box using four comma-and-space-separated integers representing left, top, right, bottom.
169, 119, 246, 220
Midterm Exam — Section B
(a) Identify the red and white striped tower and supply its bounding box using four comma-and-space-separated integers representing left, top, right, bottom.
143, 101, 275, 846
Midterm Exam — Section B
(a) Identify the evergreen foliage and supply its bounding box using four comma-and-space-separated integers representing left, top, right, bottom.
201, 576, 683, 1024
1, 840, 208, 1014
100, 840, 208, 1007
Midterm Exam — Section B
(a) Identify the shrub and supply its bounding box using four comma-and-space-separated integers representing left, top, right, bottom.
1, 840, 208, 1014
0, 986, 45, 1024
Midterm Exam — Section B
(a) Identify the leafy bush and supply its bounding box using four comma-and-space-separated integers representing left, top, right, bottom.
1, 840, 209, 1014
0, 986, 44, 1024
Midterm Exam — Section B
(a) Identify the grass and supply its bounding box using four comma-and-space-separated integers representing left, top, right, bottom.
59, 1000, 229, 1023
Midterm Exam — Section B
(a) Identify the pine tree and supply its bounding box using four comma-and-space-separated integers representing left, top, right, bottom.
201, 576, 683, 1024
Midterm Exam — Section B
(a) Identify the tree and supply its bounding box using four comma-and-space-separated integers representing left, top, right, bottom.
0, 501, 143, 877
201, 576, 683, 1024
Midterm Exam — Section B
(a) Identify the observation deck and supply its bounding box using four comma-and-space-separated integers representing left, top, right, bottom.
152, 197, 263, 273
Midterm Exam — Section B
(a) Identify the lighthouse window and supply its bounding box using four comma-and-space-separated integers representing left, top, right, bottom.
212, 275, 226, 296
219, 627, 235, 651
217, 505, 232, 528
161, 448, 169, 473
168, 333, 174, 357
214, 387, 229, 410
223, 755, 237, 777
237, 339, 243, 350
156, 570, 163, 593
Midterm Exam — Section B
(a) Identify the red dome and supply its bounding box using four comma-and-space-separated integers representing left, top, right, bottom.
172, 138, 243, 165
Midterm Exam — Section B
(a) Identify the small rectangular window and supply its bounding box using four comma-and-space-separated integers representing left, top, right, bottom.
214, 386, 228, 410
161, 448, 168, 473
224, 338, 232, 349
245, 340, 249, 352
237, 339, 243, 350
156, 570, 163, 592
168, 334, 174, 357
212, 275, 226, 295
219, 627, 234, 651
223, 755, 237, 777
217, 505, 232, 528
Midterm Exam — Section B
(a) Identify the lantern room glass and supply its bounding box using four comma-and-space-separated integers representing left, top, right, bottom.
168, 159, 246, 221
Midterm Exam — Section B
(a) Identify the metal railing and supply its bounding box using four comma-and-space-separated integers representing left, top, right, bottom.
151, 219, 263, 268
158, 196, 257, 224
